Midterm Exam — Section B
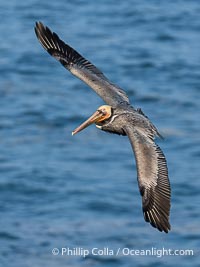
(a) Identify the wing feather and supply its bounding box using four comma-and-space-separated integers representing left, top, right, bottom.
35, 22, 129, 107
124, 125, 171, 233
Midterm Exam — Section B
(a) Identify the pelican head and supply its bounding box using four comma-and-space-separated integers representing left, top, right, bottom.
72, 105, 112, 135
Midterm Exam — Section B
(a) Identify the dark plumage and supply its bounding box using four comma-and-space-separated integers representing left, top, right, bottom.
35, 22, 171, 233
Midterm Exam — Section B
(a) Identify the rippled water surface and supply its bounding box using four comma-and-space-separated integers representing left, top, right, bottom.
0, 1, 200, 266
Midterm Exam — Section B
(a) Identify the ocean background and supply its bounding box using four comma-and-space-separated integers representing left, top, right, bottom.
0, 0, 200, 266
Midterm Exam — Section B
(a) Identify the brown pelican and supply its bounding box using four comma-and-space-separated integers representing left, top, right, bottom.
35, 22, 171, 233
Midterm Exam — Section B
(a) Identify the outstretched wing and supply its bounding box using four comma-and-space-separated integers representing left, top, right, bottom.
124, 125, 171, 233
35, 22, 129, 108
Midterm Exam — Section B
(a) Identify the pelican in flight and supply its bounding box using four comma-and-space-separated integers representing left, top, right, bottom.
35, 22, 171, 233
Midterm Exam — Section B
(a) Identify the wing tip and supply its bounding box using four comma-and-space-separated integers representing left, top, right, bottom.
34, 21, 45, 37
144, 209, 171, 233
34, 21, 82, 67
35, 21, 63, 53
34, 21, 50, 51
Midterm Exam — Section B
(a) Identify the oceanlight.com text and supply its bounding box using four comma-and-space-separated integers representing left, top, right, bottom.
52, 247, 194, 258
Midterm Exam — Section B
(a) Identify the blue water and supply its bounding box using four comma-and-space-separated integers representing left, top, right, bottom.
0, 0, 200, 266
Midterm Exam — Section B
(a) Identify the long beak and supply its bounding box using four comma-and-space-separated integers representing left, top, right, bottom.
72, 110, 102, 136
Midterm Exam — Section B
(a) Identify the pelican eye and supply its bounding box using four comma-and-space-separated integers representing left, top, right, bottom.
97, 109, 107, 115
